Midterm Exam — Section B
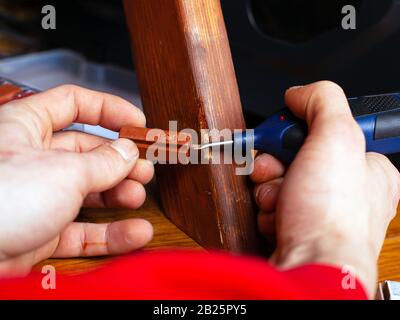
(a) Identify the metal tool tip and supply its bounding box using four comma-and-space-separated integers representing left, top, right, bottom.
192, 144, 203, 150
192, 140, 234, 150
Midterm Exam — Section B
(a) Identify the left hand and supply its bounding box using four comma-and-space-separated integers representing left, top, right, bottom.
0, 85, 154, 277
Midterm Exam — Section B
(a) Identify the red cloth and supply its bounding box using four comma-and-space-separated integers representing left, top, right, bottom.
0, 250, 367, 300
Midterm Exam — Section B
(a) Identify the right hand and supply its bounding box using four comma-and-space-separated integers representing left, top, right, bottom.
251, 81, 400, 298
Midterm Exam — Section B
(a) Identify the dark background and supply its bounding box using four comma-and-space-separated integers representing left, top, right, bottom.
2, 0, 400, 115
1, 0, 400, 164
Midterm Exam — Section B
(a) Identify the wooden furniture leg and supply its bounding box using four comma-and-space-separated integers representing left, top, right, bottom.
123, 0, 261, 253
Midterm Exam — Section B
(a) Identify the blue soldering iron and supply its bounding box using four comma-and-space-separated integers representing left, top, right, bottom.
199, 93, 400, 164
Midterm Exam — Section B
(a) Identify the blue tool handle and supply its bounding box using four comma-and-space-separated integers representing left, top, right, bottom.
237, 93, 400, 164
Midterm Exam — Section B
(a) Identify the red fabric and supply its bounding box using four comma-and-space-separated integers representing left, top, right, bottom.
0, 250, 367, 300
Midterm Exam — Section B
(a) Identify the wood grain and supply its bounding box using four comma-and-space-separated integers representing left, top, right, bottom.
123, 0, 261, 252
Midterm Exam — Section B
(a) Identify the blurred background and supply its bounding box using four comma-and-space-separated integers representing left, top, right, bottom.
1, 0, 400, 163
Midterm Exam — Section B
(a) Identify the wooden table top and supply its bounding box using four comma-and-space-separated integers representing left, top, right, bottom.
37, 186, 400, 283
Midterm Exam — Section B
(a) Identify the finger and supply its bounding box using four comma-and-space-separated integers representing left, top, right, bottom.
258, 212, 276, 240
285, 81, 351, 123
77, 138, 139, 194
83, 179, 146, 209
284, 81, 365, 150
128, 159, 154, 184
250, 153, 285, 184
254, 178, 283, 212
52, 132, 154, 184
22, 84, 145, 132
51, 219, 153, 258
50, 131, 109, 152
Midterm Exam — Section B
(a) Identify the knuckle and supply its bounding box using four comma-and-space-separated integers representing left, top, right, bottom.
102, 148, 123, 174
56, 84, 80, 102
254, 183, 272, 206
314, 81, 344, 96
254, 184, 263, 203
310, 81, 345, 109
306, 83, 346, 119
58, 84, 79, 92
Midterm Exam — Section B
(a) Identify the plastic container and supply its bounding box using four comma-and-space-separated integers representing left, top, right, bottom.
0, 49, 142, 139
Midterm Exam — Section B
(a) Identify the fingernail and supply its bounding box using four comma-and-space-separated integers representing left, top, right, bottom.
110, 138, 139, 161
286, 85, 304, 92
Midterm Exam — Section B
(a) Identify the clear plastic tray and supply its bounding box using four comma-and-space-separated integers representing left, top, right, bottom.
0, 49, 142, 139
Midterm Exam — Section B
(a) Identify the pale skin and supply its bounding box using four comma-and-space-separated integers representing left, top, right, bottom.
251, 82, 400, 298
0, 85, 155, 277
0, 81, 398, 298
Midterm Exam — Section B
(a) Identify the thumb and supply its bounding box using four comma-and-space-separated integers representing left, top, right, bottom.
284, 81, 365, 153
285, 81, 352, 125
80, 138, 139, 193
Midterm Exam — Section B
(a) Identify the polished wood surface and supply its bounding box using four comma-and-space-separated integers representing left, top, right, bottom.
123, 0, 260, 252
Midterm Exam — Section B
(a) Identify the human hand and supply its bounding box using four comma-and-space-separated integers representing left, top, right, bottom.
251, 81, 400, 297
0, 85, 154, 277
